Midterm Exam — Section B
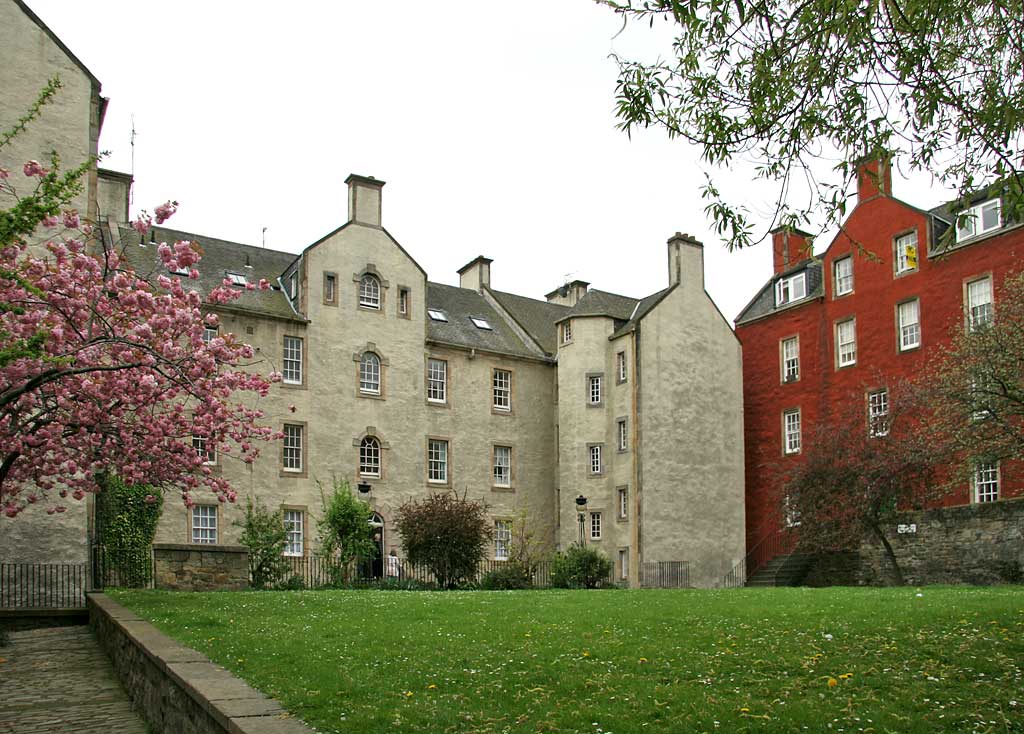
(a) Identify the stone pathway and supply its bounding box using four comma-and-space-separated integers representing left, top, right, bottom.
0, 625, 148, 734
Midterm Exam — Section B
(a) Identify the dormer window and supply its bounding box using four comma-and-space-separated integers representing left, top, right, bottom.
289, 271, 299, 301
470, 316, 492, 330
775, 272, 806, 306
168, 265, 190, 276
226, 272, 247, 286
956, 198, 1002, 242
427, 309, 448, 322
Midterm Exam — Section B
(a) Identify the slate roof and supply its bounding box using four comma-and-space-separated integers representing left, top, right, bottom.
426, 283, 545, 360
115, 224, 303, 321
610, 286, 674, 339
562, 289, 640, 322
486, 289, 570, 356
734, 259, 824, 325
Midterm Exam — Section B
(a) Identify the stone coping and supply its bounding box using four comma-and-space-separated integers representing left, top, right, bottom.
153, 543, 248, 553
88, 593, 314, 734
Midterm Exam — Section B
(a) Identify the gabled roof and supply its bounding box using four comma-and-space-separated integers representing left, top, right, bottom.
486, 288, 570, 356
14, 0, 101, 88
609, 286, 675, 339
115, 224, 303, 322
734, 259, 824, 325
561, 289, 640, 323
425, 283, 547, 361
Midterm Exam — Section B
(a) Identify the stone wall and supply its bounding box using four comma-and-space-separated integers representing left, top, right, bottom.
153, 544, 248, 591
858, 499, 1024, 586
89, 593, 313, 734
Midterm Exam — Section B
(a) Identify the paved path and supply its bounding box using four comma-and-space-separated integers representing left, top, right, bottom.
0, 625, 148, 734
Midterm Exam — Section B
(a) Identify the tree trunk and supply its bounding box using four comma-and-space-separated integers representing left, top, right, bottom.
870, 522, 905, 586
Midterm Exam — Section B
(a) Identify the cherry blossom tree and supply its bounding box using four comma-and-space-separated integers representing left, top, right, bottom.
2, 111, 279, 517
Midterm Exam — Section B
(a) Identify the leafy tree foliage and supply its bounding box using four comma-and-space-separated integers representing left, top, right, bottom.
550, 544, 614, 589
781, 385, 946, 584
924, 271, 1024, 468
1, 84, 279, 516
237, 497, 290, 590
600, 0, 1024, 249
317, 479, 377, 574
394, 491, 492, 589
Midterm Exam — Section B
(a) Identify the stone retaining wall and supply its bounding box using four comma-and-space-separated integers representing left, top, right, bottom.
153, 543, 248, 591
858, 499, 1024, 586
88, 593, 313, 734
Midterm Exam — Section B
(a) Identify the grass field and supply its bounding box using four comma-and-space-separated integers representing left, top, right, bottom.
111, 586, 1024, 734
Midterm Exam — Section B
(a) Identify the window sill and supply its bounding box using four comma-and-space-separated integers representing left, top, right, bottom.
898, 344, 921, 354
281, 381, 306, 390
427, 399, 450, 408
893, 268, 918, 279
586, 402, 604, 409
491, 486, 515, 494
280, 469, 307, 478
358, 392, 386, 401
357, 304, 384, 313
491, 407, 514, 417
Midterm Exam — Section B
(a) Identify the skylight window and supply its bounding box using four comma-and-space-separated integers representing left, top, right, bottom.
226, 272, 248, 286
427, 309, 448, 322
169, 265, 190, 276
470, 316, 492, 330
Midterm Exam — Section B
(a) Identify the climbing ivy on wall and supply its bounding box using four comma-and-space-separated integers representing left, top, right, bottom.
95, 473, 163, 548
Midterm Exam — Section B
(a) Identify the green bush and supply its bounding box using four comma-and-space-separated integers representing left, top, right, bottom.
237, 497, 290, 590
318, 479, 377, 584
480, 563, 533, 590
394, 491, 492, 589
550, 545, 613, 589
95, 474, 163, 588
276, 574, 307, 591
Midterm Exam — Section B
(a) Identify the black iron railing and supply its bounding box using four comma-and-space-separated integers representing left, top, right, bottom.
0, 563, 88, 609
639, 561, 690, 588
92, 545, 154, 589
722, 528, 799, 588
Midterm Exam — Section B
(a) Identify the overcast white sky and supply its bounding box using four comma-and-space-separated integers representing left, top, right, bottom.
28, 0, 951, 321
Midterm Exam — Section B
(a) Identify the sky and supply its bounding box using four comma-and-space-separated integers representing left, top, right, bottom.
26, 0, 951, 322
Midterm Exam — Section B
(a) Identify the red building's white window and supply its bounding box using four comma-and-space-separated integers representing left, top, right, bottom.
967, 277, 994, 331
836, 319, 857, 367
898, 300, 921, 351
783, 409, 801, 454
973, 463, 1000, 503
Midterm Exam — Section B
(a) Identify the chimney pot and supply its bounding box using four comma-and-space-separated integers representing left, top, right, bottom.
770, 226, 814, 275
345, 173, 386, 227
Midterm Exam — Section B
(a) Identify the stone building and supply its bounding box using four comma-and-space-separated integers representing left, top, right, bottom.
109, 174, 745, 588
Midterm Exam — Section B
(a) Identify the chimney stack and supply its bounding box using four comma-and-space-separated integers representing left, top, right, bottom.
855, 155, 892, 203
545, 280, 590, 307
457, 256, 493, 292
345, 174, 385, 227
771, 226, 813, 275
666, 232, 704, 289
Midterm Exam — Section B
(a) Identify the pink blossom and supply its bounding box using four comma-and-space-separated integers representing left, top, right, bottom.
132, 214, 152, 235
23, 160, 47, 177
144, 494, 157, 504
72, 489, 85, 501
63, 211, 80, 229
0, 167, 9, 179
154, 201, 178, 224
41, 215, 59, 228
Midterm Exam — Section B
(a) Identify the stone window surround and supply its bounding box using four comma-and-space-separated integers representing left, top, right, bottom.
866, 387, 890, 438
616, 416, 628, 453
352, 343, 389, 400
782, 408, 801, 455
352, 264, 390, 313
492, 366, 514, 415
494, 518, 512, 560
963, 272, 995, 332
282, 505, 308, 557
589, 511, 603, 540
281, 421, 308, 478
323, 271, 338, 306
188, 503, 219, 545
833, 254, 854, 297
397, 285, 412, 319
834, 317, 857, 369
426, 435, 452, 487
893, 228, 920, 277
896, 297, 921, 353
616, 351, 627, 384
586, 372, 604, 407
281, 334, 306, 389
587, 442, 605, 476
780, 334, 800, 384
618, 547, 629, 579
425, 355, 449, 407
616, 485, 629, 521
561, 320, 573, 345
973, 461, 1000, 503
353, 427, 391, 482
491, 443, 515, 492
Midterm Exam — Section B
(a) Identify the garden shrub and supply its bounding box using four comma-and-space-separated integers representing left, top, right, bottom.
550, 544, 613, 589
480, 562, 533, 590
318, 479, 377, 584
95, 473, 163, 587
276, 574, 306, 591
395, 490, 491, 589
237, 497, 290, 590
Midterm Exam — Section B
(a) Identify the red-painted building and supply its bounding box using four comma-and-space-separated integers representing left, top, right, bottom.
734, 158, 1023, 573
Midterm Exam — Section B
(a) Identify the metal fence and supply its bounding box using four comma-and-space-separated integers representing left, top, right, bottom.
0, 563, 88, 609
639, 561, 690, 588
92, 545, 154, 590
722, 528, 799, 588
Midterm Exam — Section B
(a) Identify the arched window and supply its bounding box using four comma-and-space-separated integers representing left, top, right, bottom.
360, 352, 381, 394
359, 436, 381, 477
359, 274, 380, 309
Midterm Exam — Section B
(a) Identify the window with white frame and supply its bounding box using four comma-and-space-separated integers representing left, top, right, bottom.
359, 274, 380, 309
493, 445, 511, 487
834, 256, 853, 296
783, 494, 801, 528
192, 435, 215, 465
427, 308, 447, 322
590, 512, 602, 540
783, 409, 801, 454
283, 509, 304, 556
191, 505, 217, 544
470, 316, 492, 330
619, 548, 628, 580
589, 444, 602, 474
359, 436, 381, 478
428, 439, 448, 483
398, 288, 409, 316
898, 300, 921, 351
282, 336, 303, 385
836, 319, 857, 367
426, 359, 447, 403
967, 277, 993, 331
781, 337, 799, 382
289, 271, 299, 300
588, 375, 602, 405
617, 351, 627, 382
974, 462, 999, 503
618, 487, 628, 519
970, 376, 994, 422
283, 424, 303, 472
775, 272, 807, 306
493, 369, 511, 412
360, 352, 381, 394
494, 520, 511, 560
617, 419, 627, 451
202, 325, 218, 344
895, 231, 918, 274
226, 272, 247, 287
868, 389, 890, 437
561, 320, 573, 344
956, 199, 1002, 242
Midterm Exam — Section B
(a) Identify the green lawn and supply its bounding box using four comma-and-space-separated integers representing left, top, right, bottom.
111, 587, 1024, 734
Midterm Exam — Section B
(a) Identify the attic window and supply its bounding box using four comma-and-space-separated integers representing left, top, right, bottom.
775, 272, 806, 306
470, 317, 492, 330
227, 272, 248, 286
956, 198, 1002, 242
427, 309, 448, 322
168, 265, 190, 276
